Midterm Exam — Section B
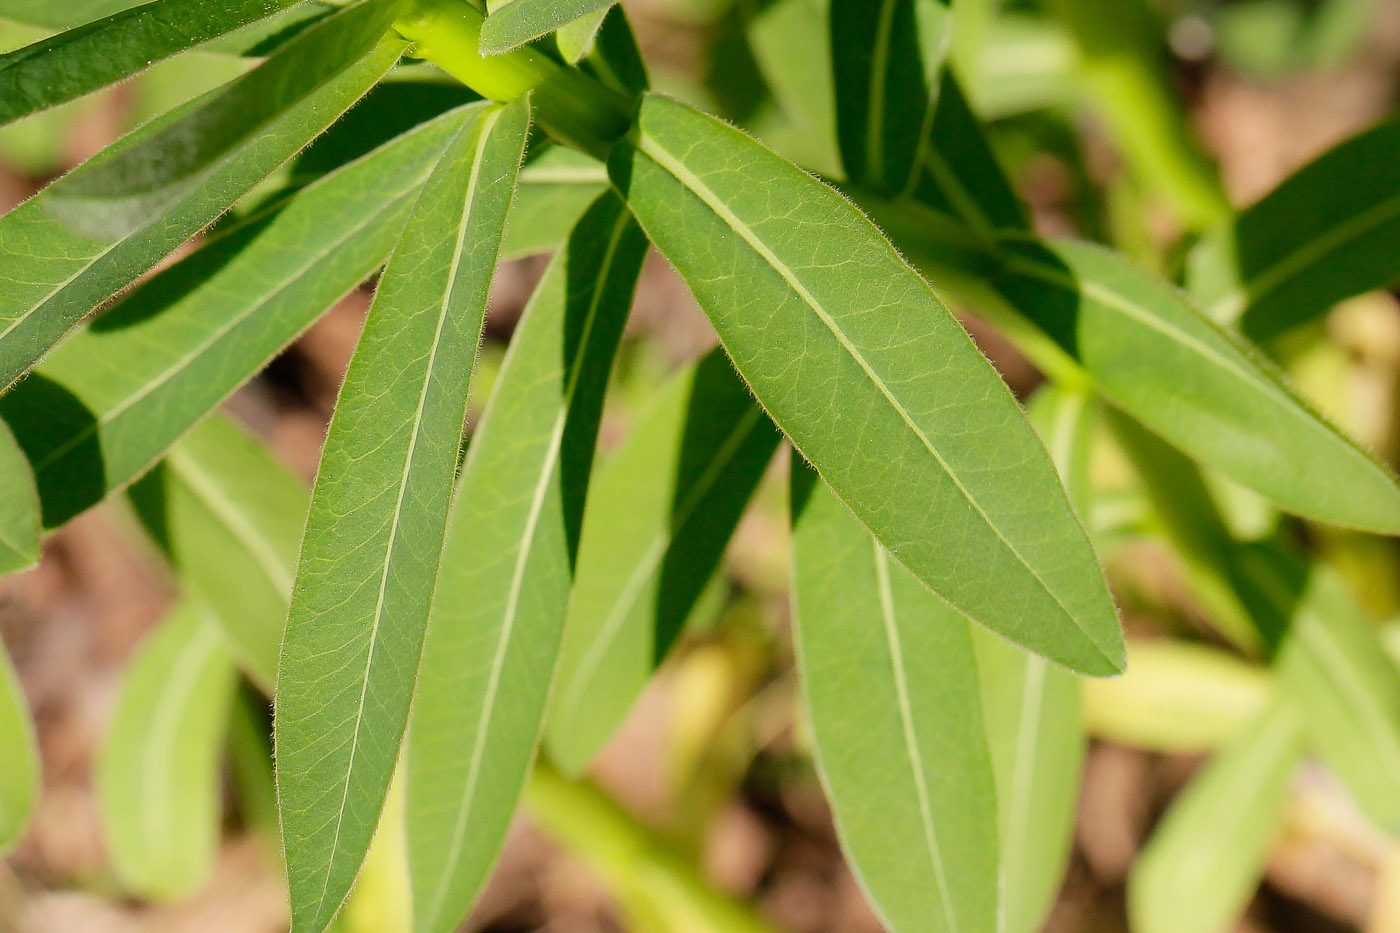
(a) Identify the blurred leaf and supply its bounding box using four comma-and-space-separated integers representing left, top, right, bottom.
0, 644, 37, 854
504, 146, 607, 259
995, 238, 1400, 533
0, 417, 38, 576
547, 347, 780, 776
1083, 640, 1274, 753
406, 192, 646, 933
974, 384, 1089, 933
0, 0, 404, 391
830, 0, 951, 195
0, 104, 472, 530
96, 599, 237, 901
129, 415, 307, 691
0, 0, 301, 126
1128, 703, 1303, 933
968, 13, 1076, 118
572, 4, 648, 96
1188, 115, 1400, 343
743, 0, 840, 177
480, 0, 614, 54
790, 463, 999, 933
612, 93, 1123, 675
277, 100, 528, 933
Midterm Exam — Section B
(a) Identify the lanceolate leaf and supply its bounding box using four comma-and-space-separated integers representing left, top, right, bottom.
277, 99, 529, 933
830, 0, 951, 195
0, 645, 37, 853
1128, 703, 1303, 933
0, 0, 404, 391
479, 0, 614, 55
96, 599, 237, 901
547, 348, 781, 776
0, 105, 472, 530
1188, 115, 1400, 341
994, 237, 1400, 533
0, 0, 302, 126
790, 463, 999, 933
406, 192, 647, 933
974, 384, 1089, 933
129, 415, 307, 691
0, 417, 38, 576
612, 93, 1123, 676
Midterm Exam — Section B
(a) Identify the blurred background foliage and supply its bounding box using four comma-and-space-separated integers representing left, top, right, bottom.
4, 0, 1400, 930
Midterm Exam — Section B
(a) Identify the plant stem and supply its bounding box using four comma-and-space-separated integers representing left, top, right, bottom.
392, 0, 634, 159
525, 759, 778, 933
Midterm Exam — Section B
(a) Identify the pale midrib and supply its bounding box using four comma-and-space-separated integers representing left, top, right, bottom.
141, 619, 220, 875
309, 109, 499, 923
922, 148, 999, 246
1211, 193, 1400, 322
519, 166, 608, 185
1001, 657, 1047, 933
638, 133, 1108, 662
556, 403, 767, 722
31, 194, 414, 477
420, 210, 631, 931
873, 545, 957, 933
864, 0, 897, 187
1001, 252, 1319, 433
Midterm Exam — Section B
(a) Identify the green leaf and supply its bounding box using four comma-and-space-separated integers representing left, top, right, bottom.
830, 0, 950, 194
1128, 702, 1303, 933
0, 103, 473, 530
95, 599, 237, 901
0, 0, 302, 126
129, 415, 307, 691
0, 644, 38, 853
503, 146, 608, 260
0, 417, 38, 576
406, 191, 647, 933
479, 0, 614, 55
569, 4, 648, 97
611, 93, 1123, 676
994, 237, 1400, 533
0, 0, 404, 391
973, 384, 1088, 933
789, 462, 999, 933
1187, 115, 1400, 342
546, 347, 780, 776
276, 99, 529, 933
743, 0, 840, 178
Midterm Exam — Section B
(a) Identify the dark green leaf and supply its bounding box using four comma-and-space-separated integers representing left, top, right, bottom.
0, 0, 302, 126
995, 238, 1400, 533
612, 93, 1123, 675
547, 347, 780, 776
790, 462, 999, 933
406, 192, 647, 933
0, 0, 404, 390
276, 99, 529, 933
95, 599, 237, 900
0, 103, 472, 530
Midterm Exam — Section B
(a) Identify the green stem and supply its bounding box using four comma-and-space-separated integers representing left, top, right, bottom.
393, 0, 634, 159
525, 760, 778, 933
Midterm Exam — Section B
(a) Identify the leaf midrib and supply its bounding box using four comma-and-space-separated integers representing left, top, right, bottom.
637, 131, 1111, 664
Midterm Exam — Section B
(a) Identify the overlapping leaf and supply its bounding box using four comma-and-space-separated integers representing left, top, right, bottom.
0, 0, 404, 390
96, 599, 237, 900
1188, 115, 1400, 342
0, 644, 37, 853
0, 103, 472, 530
406, 192, 647, 933
480, 0, 614, 55
0, 0, 302, 125
547, 347, 780, 776
1128, 703, 1303, 933
129, 415, 307, 690
276, 99, 529, 933
504, 146, 607, 260
0, 417, 37, 576
612, 93, 1122, 675
995, 238, 1400, 533
790, 463, 999, 933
